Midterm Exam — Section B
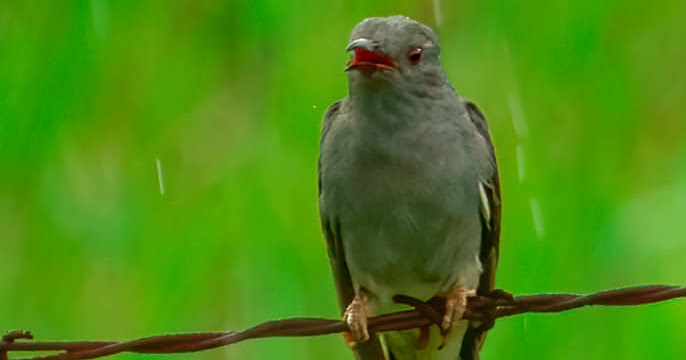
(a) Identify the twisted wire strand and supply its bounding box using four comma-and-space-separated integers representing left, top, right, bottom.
1, 285, 683, 360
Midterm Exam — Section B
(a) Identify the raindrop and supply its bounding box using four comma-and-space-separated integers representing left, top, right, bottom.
90, 0, 109, 39
530, 197, 545, 239
432, 0, 442, 28
516, 144, 526, 182
156, 158, 165, 196
507, 94, 529, 140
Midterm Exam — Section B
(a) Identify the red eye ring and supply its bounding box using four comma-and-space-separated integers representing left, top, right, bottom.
408, 46, 423, 65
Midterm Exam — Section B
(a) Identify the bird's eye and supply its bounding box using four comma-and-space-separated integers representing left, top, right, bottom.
407, 46, 422, 65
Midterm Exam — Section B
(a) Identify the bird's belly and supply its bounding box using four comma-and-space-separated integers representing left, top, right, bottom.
332, 163, 483, 309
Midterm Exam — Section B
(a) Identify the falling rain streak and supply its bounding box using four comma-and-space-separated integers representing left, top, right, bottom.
432, 0, 442, 28
507, 61, 544, 240
530, 198, 545, 239
156, 158, 165, 196
516, 144, 526, 182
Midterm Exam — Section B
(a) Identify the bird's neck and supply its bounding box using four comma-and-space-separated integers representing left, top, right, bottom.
351, 87, 406, 125
349, 82, 453, 130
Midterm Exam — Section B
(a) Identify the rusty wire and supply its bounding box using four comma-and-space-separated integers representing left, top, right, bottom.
1, 285, 684, 360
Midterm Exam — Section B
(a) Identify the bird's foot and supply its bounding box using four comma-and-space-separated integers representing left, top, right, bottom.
438, 284, 476, 334
343, 288, 371, 348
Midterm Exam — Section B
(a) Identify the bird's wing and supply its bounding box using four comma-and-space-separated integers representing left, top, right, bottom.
460, 100, 502, 360
319, 100, 385, 360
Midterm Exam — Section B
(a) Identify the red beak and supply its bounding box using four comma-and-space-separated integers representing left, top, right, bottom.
345, 38, 396, 71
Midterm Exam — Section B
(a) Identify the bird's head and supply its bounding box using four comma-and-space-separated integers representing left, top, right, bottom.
345, 16, 447, 91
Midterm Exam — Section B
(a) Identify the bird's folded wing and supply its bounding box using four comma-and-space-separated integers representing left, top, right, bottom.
460, 100, 502, 360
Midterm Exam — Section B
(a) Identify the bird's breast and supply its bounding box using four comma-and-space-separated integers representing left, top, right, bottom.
322, 120, 482, 304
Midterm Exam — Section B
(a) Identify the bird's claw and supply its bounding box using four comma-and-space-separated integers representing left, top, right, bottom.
440, 284, 476, 334
343, 290, 370, 348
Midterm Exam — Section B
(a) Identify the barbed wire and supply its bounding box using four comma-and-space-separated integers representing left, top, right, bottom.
1, 285, 683, 360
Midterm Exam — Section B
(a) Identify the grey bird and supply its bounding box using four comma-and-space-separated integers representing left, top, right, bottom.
318, 16, 501, 360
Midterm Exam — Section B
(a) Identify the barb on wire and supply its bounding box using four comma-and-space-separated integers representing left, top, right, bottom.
1, 285, 684, 360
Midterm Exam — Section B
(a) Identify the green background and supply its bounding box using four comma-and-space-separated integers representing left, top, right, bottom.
1, 1, 685, 359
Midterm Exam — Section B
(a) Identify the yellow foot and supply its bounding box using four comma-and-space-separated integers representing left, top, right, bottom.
343, 288, 371, 348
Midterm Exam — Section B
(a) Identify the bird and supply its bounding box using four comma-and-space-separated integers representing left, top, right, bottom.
318, 16, 501, 360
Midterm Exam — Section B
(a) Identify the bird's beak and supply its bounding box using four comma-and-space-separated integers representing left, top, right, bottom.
345, 38, 397, 71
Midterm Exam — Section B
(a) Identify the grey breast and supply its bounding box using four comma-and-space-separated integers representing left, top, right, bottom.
319, 96, 490, 301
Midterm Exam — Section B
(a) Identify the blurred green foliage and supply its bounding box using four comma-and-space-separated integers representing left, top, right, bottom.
1, 1, 685, 359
